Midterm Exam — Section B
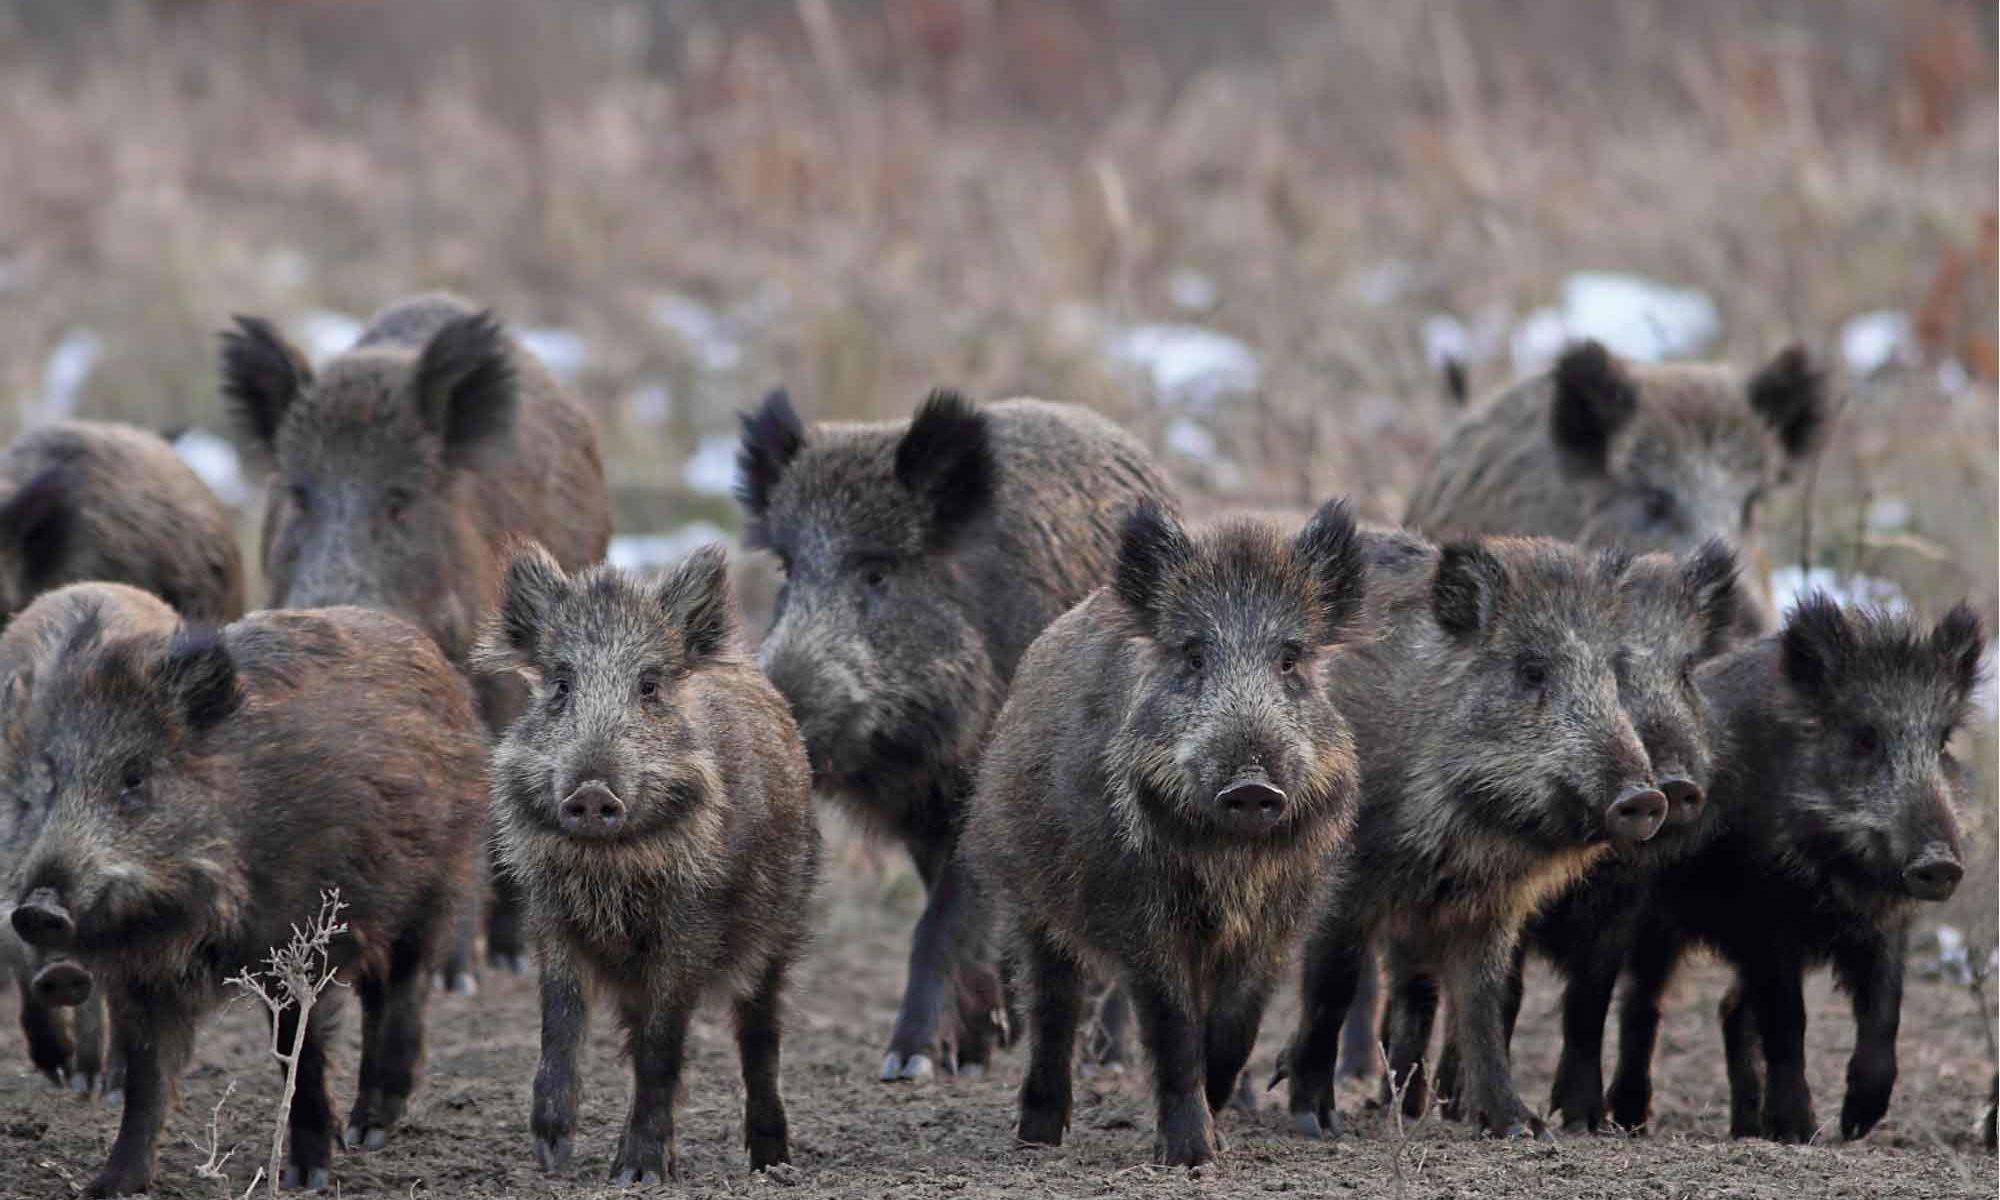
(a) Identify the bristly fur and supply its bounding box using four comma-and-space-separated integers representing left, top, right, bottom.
1431, 541, 1507, 638
1550, 340, 1638, 462
1682, 537, 1742, 659
410, 311, 518, 463
734, 389, 807, 543
0, 463, 76, 590
480, 540, 568, 672
1293, 498, 1366, 638
1746, 343, 1828, 460
155, 628, 240, 734
1115, 500, 1197, 628
218, 315, 313, 452
893, 389, 997, 542
654, 544, 738, 663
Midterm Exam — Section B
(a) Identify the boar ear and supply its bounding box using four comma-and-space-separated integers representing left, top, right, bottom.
1747, 344, 1829, 463
480, 542, 566, 670
735, 388, 807, 531
656, 544, 738, 664
219, 315, 312, 454
1293, 499, 1366, 643
1931, 603, 1987, 701
1114, 501, 1194, 629
157, 628, 240, 734
1780, 592, 1851, 697
412, 312, 517, 466
0, 465, 75, 592
1432, 542, 1508, 639
1682, 538, 1742, 657
894, 390, 996, 541
1549, 340, 1637, 469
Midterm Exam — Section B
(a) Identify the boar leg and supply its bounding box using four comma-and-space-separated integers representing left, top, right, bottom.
735, 958, 791, 1170
880, 833, 972, 1081
611, 994, 693, 1184
72, 985, 107, 1096
90, 989, 195, 1198
347, 933, 433, 1150
1608, 915, 1683, 1131
1444, 946, 1547, 1140
274, 996, 338, 1189
1335, 948, 1381, 1083
1747, 959, 1814, 1143
1719, 978, 1763, 1137
1129, 974, 1216, 1167
530, 949, 589, 1173
1835, 928, 1903, 1142
1549, 939, 1622, 1133
1016, 924, 1083, 1147
1282, 922, 1368, 1138
486, 848, 529, 973
1203, 973, 1274, 1115
1381, 944, 1439, 1119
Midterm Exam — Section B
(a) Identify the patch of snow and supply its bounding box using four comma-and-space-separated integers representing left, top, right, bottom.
1107, 324, 1262, 410
1422, 314, 1470, 371
1936, 357, 1974, 399
1840, 310, 1914, 378
682, 434, 740, 496
607, 522, 731, 572
1169, 270, 1219, 314
1509, 307, 1569, 374
651, 294, 743, 373
625, 381, 673, 429
1559, 272, 1720, 364
262, 247, 310, 290
172, 429, 252, 508
518, 327, 588, 384
1346, 260, 1415, 309
294, 310, 363, 362
34, 328, 102, 424
1864, 497, 1912, 533
1164, 418, 1218, 463
1768, 565, 1908, 617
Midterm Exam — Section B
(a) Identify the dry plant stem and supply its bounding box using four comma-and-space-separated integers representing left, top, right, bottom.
192, 1080, 240, 1182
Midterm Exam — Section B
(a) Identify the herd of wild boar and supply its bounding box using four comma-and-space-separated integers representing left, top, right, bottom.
0, 293, 1986, 1195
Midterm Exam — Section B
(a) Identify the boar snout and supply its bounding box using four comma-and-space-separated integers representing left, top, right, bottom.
557, 780, 627, 840
1659, 776, 1706, 827
12, 888, 74, 950
29, 960, 92, 1008
1902, 847, 1963, 901
1603, 785, 1668, 846
1214, 771, 1289, 836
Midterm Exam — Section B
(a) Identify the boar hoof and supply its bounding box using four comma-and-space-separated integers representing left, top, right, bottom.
435, 968, 479, 996
85, 1165, 150, 1198
489, 951, 529, 975
879, 1050, 934, 1082
68, 1071, 93, 1095
1017, 1104, 1067, 1146
279, 1163, 330, 1190
342, 1124, 389, 1152
534, 1134, 573, 1173
957, 1062, 986, 1080
1290, 1109, 1339, 1140
611, 1155, 677, 1185
100, 1087, 123, 1108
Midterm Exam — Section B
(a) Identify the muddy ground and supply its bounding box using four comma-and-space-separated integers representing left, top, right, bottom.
0, 839, 1993, 1200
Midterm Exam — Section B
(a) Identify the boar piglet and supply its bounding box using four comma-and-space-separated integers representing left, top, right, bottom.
1425, 540, 1742, 1130
222, 292, 612, 978
479, 544, 820, 1183
738, 387, 1174, 1080
1406, 339, 1828, 635
0, 584, 179, 1097
1609, 596, 1984, 1143
3, 606, 485, 1197
967, 499, 1365, 1167
0, 421, 243, 625
1274, 533, 1667, 1140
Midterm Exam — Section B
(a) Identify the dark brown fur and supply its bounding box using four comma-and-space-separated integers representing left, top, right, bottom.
738, 389, 1175, 1079
0, 422, 244, 625
3, 606, 486, 1196
967, 500, 1365, 1166
479, 544, 819, 1183
1405, 342, 1827, 633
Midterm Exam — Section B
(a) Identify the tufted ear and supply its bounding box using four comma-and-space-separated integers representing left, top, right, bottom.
1549, 340, 1638, 470
1780, 592, 1851, 698
1931, 603, 1987, 703
1747, 344, 1829, 463
412, 312, 517, 465
1114, 500, 1194, 632
219, 315, 313, 455
156, 628, 240, 734
1293, 498, 1366, 644
656, 543, 738, 664
894, 389, 996, 543
476, 541, 567, 674
0, 465, 75, 594
1680, 538, 1742, 660
1432, 542, 1509, 640
735, 389, 807, 543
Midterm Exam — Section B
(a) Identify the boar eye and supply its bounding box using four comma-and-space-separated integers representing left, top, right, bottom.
1849, 724, 1881, 759
1938, 726, 1953, 754
384, 487, 415, 523
1515, 655, 1551, 692
1183, 644, 1206, 673
119, 765, 147, 801
638, 675, 659, 700
547, 676, 572, 710
1640, 488, 1676, 530
1277, 645, 1301, 675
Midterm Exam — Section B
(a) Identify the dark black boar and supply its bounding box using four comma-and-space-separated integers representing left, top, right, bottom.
1405, 340, 1828, 634
1607, 596, 1983, 1143
1275, 533, 1667, 1140
0, 421, 244, 625
478, 544, 820, 1182
967, 500, 1365, 1166
0, 584, 179, 1096
736, 388, 1174, 1080
3, 606, 486, 1196
220, 293, 612, 976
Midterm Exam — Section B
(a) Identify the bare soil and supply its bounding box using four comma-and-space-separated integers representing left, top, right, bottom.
0, 843, 1991, 1200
